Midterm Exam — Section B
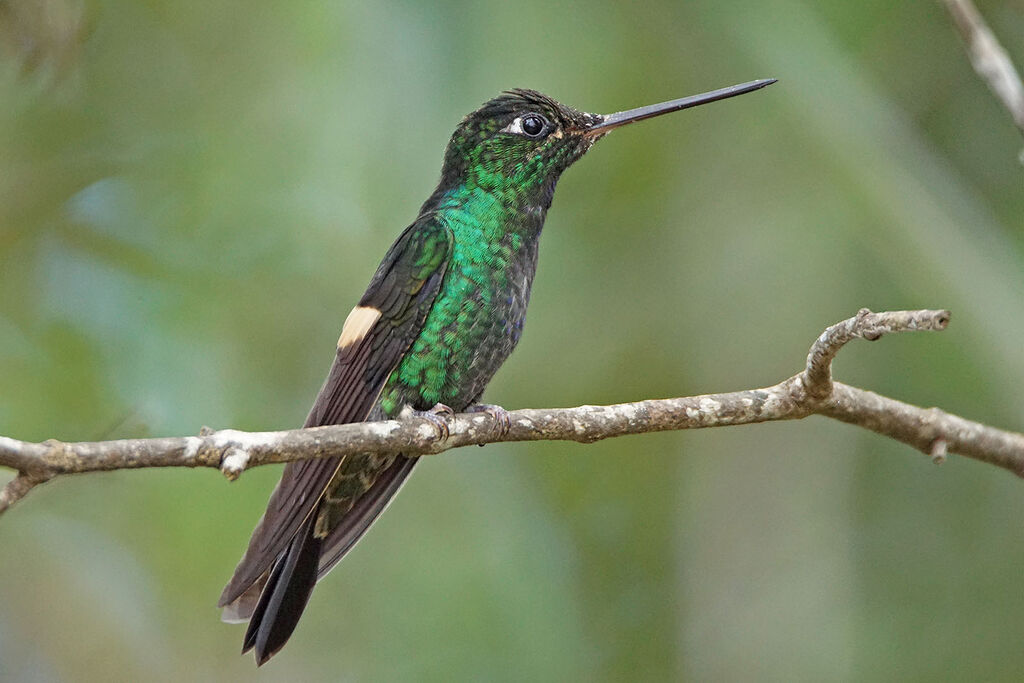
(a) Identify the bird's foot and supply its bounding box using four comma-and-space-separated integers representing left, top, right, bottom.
404, 402, 455, 441
465, 403, 512, 437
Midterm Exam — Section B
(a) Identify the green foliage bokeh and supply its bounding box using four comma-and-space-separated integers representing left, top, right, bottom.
2, 1, 1023, 680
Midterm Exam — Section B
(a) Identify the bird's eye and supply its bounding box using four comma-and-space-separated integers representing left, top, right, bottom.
521, 115, 545, 137
501, 113, 549, 138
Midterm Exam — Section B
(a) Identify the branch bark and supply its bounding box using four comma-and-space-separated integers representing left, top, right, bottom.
944, 0, 1024, 160
2, 308, 1023, 516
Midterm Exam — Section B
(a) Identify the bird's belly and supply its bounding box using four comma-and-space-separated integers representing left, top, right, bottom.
378, 265, 530, 416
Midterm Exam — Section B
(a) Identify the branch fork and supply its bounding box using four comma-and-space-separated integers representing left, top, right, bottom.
2, 308, 1023, 517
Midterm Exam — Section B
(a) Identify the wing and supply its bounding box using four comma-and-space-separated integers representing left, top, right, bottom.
219, 217, 453, 609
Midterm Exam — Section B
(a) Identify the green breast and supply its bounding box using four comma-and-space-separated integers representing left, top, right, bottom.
378, 186, 537, 416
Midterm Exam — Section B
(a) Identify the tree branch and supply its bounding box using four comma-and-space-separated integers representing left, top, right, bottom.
2, 308, 1023, 517
943, 0, 1024, 160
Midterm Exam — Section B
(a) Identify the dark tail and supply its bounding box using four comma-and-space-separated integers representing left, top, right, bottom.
242, 514, 322, 666
317, 455, 419, 578
226, 455, 419, 664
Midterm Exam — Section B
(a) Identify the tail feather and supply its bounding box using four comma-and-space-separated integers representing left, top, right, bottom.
242, 514, 322, 666
317, 455, 418, 578
222, 455, 419, 664
220, 577, 265, 623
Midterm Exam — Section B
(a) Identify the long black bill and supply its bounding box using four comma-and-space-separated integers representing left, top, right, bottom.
586, 79, 777, 134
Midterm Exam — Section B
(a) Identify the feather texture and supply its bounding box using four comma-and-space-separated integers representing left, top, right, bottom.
219, 219, 453, 621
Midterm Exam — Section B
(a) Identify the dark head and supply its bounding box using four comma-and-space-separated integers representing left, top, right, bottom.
430, 79, 777, 208
436, 89, 600, 201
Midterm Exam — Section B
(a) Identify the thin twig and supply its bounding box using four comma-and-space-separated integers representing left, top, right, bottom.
0, 472, 50, 514
1, 308, 1023, 517
944, 0, 1024, 159
803, 308, 950, 399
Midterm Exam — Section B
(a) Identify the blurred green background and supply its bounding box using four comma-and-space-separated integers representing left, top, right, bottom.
2, 0, 1023, 680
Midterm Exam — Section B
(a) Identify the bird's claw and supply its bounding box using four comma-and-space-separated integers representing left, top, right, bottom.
466, 403, 512, 437
409, 402, 454, 441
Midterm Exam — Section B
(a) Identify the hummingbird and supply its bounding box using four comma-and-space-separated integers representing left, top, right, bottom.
218, 78, 776, 665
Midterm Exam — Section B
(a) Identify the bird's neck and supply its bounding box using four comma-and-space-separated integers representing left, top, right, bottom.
420, 177, 555, 247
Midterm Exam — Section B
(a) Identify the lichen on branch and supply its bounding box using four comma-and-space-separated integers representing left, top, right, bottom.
2, 308, 1023, 516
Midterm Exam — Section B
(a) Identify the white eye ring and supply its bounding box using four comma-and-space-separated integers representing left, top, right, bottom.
501, 117, 527, 135
501, 114, 547, 137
